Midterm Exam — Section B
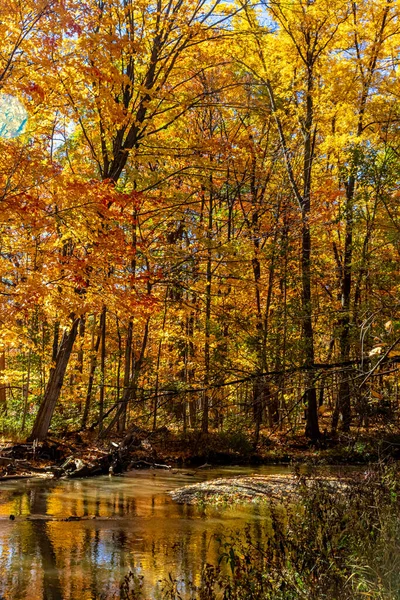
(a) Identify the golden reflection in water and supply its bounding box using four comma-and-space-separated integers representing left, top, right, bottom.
0, 467, 287, 600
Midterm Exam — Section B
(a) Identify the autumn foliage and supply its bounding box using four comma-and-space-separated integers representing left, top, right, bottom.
0, 0, 399, 442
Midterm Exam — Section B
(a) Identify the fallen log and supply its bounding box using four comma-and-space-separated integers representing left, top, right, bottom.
0, 426, 166, 480
0, 473, 52, 482
59, 426, 146, 478
129, 460, 171, 470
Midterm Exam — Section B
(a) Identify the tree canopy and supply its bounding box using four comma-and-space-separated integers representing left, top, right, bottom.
0, 0, 400, 443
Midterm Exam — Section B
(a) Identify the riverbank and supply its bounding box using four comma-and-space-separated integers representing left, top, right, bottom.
0, 427, 399, 480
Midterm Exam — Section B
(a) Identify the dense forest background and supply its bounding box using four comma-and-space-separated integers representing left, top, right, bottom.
0, 0, 400, 444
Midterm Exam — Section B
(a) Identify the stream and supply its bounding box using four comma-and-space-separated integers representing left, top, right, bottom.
0, 465, 326, 599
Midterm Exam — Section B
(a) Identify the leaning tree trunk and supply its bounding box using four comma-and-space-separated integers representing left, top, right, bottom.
27, 318, 80, 442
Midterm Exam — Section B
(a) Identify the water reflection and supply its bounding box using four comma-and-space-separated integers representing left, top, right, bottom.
0, 466, 289, 600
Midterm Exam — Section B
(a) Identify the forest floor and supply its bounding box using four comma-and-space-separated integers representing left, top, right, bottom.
0, 425, 398, 481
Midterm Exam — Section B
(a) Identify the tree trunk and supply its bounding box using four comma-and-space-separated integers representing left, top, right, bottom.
153, 290, 169, 431
98, 306, 107, 435
253, 377, 266, 446
302, 212, 319, 440
118, 319, 133, 433
336, 1, 391, 432
76, 316, 85, 412
202, 186, 213, 434
27, 318, 80, 442
99, 317, 150, 437
302, 67, 319, 441
337, 181, 353, 432
265, 63, 320, 440
0, 349, 6, 414
81, 314, 102, 429
21, 350, 32, 432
